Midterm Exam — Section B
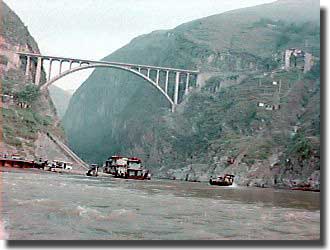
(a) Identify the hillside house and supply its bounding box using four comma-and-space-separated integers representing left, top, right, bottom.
284, 48, 314, 72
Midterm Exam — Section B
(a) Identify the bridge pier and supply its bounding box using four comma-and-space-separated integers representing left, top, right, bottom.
48, 59, 53, 81
156, 70, 160, 85
69, 60, 74, 70
174, 72, 180, 105
165, 71, 169, 94
35, 57, 42, 85
171, 104, 176, 112
196, 73, 202, 89
59, 60, 63, 74
25, 56, 31, 77
185, 73, 190, 95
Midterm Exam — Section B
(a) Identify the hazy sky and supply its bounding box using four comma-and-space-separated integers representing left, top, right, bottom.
5, 0, 274, 91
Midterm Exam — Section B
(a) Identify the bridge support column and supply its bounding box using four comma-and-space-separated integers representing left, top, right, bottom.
156, 70, 160, 85
25, 56, 31, 77
185, 73, 190, 95
174, 72, 180, 105
196, 73, 202, 89
147, 68, 150, 78
48, 59, 53, 81
171, 104, 176, 113
138, 67, 141, 73
69, 60, 74, 70
59, 60, 63, 74
165, 71, 169, 94
35, 57, 42, 85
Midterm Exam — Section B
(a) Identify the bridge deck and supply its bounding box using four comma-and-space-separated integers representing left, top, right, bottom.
17, 52, 199, 74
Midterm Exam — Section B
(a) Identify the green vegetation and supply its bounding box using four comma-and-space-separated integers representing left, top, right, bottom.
246, 140, 274, 162
287, 132, 312, 160
304, 62, 321, 80
1, 105, 55, 148
16, 84, 40, 104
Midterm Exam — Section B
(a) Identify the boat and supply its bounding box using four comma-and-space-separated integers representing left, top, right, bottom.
103, 156, 151, 180
291, 183, 320, 192
291, 187, 320, 192
209, 174, 235, 186
86, 164, 99, 177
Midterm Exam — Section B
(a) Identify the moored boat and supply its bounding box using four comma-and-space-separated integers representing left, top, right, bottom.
86, 164, 99, 176
291, 187, 320, 192
209, 174, 235, 186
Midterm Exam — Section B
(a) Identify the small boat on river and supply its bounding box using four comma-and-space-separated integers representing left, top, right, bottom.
209, 174, 235, 186
86, 164, 99, 177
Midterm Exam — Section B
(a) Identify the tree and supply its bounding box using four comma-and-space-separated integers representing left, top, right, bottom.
16, 84, 40, 104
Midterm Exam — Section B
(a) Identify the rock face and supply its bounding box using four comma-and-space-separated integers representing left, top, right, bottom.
0, 2, 70, 163
49, 85, 72, 119
63, 0, 320, 188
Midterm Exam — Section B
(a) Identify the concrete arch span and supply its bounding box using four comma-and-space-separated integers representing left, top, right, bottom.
41, 64, 175, 107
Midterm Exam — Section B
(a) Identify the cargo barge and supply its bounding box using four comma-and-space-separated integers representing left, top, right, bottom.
103, 156, 151, 180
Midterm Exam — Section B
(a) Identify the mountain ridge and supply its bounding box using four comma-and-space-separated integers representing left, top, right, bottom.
63, 0, 320, 188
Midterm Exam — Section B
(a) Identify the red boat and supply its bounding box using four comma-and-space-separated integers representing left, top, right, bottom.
209, 174, 235, 186
104, 156, 151, 180
291, 183, 320, 192
291, 187, 320, 192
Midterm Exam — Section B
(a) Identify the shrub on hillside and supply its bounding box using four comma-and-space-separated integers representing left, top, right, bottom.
16, 84, 40, 104
288, 132, 312, 160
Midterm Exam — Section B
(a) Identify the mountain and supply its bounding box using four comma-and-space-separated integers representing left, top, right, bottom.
63, 0, 320, 188
0, 1, 72, 162
49, 85, 72, 119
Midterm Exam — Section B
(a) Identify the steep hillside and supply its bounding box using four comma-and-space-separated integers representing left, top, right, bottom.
0, 1, 72, 162
49, 85, 72, 119
63, 0, 320, 188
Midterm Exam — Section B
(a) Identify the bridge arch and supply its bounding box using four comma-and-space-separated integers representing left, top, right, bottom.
40, 64, 175, 107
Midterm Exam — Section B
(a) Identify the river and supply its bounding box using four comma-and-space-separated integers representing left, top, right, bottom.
1, 168, 320, 240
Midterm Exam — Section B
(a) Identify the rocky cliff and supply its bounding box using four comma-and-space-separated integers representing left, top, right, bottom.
49, 85, 72, 119
63, 0, 320, 188
0, 1, 73, 163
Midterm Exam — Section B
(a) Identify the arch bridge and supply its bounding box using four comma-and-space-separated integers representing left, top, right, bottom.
17, 52, 199, 112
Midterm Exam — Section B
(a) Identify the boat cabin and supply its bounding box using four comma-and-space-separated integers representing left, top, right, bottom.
51, 160, 73, 170
127, 157, 142, 168
104, 156, 128, 175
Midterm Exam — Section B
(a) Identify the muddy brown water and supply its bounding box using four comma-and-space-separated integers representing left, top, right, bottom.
1, 168, 320, 240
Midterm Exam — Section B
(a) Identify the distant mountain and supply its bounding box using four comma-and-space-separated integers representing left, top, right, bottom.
63, 0, 320, 188
49, 85, 72, 119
